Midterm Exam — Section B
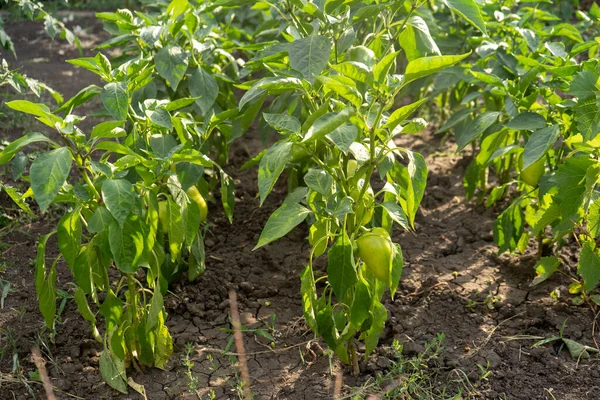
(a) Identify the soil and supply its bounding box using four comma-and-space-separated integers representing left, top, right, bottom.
1, 16, 600, 400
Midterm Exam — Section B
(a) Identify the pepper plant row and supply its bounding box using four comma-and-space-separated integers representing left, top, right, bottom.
2, 0, 594, 393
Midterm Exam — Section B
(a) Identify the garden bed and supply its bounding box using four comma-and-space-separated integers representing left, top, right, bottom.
0, 17, 599, 400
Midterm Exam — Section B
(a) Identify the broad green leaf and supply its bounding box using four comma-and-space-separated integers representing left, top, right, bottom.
6, 100, 62, 128
189, 233, 206, 281
398, 16, 440, 62
326, 232, 357, 302
263, 113, 301, 134
153, 313, 173, 369
146, 281, 164, 332
91, 121, 125, 139
254, 202, 311, 249
588, 200, 600, 238
150, 134, 178, 158
385, 98, 428, 131
319, 76, 362, 108
56, 84, 101, 114
0, 132, 56, 165
304, 108, 356, 142
551, 158, 596, 220
456, 111, 500, 151
445, 0, 487, 34
57, 210, 82, 270
30, 147, 72, 213
304, 168, 333, 196
300, 265, 318, 332
189, 67, 218, 114
530, 256, 561, 286
101, 81, 129, 121
522, 125, 560, 169
326, 124, 358, 154
289, 35, 331, 82
257, 141, 293, 205
579, 241, 600, 292
349, 275, 372, 328
108, 217, 144, 273
374, 51, 400, 83
404, 53, 470, 85
381, 202, 409, 230
331, 61, 372, 84
166, 0, 189, 18
166, 197, 185, 260
494, 204, 525, 254
102, 179, 136, 228
365, 301, 387, 356
35, 232, 57, 329
99, 347, 127, 394
506, 112, 546, 131
155, 46, 188, 89
99, 289, 123, 334
574, 98, 600, 141
148, 107, 172, 130
390, 244, 403, 298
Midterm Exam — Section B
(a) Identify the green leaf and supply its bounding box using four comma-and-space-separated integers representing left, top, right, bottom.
220, 170, 235, 223
148, 107, 172, 130
494, 204, 525, 254
588, 200, 600, 238
506, 112, 546, 131
153, 313, 173, 369
349, 275, 372, 328
150, 134, 178, 158
319, 76, 362, 108
327, 231, 357, 302
381, 202, 409, 230
101, 81, 129, 121
189, 233, 206, 281
456, 111, 500, 151
445, 0, 487, 34
522, 125, 560, 169
304, 108, 356, 142
99, 289, 123, 335
30, 147, 72, 213
6, 100, 62, 128
73, 287, 95, 324
91, 121, 125, 139
304, 168, 333, 196
257, 141, 293, 205
289, 35, 331, 82
166, 197, 185, 260
35, 232, 57, 329
108, 217, 144, 273
56, 84, 101, 114
398, 16, 440, 62
0, 132, 56, 165
364, 301, 387, 356
300, 265, 319, 332
390, 244, 403, 298
530, 256, 561, 286
189, 67, 218, 114
99, 347, 127, 394
404, 53, 470, 85
254, 202, 311, 249
101, 179, 136, 228
57, 210, 82, 270
579, 241, 600, 293
385, 98, 428, 131
263, 113, 301, 134
327, 124, 358, 154
155, 45, 188, 89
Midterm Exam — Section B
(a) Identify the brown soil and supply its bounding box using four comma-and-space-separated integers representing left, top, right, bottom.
1, 17, 600, 400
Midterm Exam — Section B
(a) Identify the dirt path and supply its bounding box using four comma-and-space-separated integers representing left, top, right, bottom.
0, 18, 599, 400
